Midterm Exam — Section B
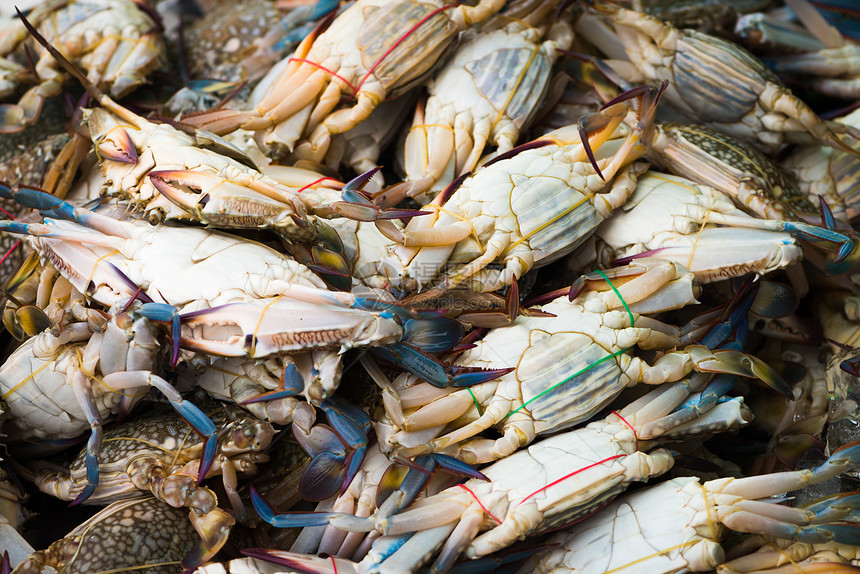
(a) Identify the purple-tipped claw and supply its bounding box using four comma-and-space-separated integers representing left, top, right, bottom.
819, 195, 837, 231
70, 484, 96, 507
482, 140, 552, 168
450, 366, 515, 387
578, 122, 604, 181
841, 358, 860, 377
568, 276, 585, 301
241, 549, 354, 574
343, 166, 381, 191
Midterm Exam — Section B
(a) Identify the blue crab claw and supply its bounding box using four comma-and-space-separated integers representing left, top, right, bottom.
0, 183, 109, 229
386, 454, 487, 509
826, 236, 860, 275
372, 342, 514, 388
138, 303, 182, 367
655, 373, 738, 438
250, 484, 369, 530
335, 168, 428, 221
815, 440, 860, 480
241, 548, 358, 574
168, 396, 219, 484
1, 551, 9, 574
685, 278, 757, 349
808, 493, 860, 523
787, 221, 856, 265
0, 186, 132, 240
788, 523, 860, 545
70, 429, 102, 506
300, 450, 348, 502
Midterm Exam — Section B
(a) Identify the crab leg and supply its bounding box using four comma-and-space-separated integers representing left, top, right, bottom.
68, 369, 106, 506
99, 371, 218, 485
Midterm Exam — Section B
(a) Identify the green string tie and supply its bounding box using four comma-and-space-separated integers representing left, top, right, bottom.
466, 387, 483, 416
594, 268, 635, 327
504, 269, 634, 419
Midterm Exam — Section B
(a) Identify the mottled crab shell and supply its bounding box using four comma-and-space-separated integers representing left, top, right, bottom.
13, 497, 198, 574
37, 406, 273, 504
650, 123, 816, 219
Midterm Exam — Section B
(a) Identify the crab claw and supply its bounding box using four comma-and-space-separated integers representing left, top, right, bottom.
89, 111, 138, 163
70, 417, 103, 507
336, 189, 428, 222
138, 303, 182, 367
808, 493, 860, 523
0, 90, 46, 134
150, 169, 258, 208
324, 167, 429, 222
321, 398, 371, 493
241, 548, 358, 574
250, 484, 370, 530
815, 440, 860, 480
100, 372, 219, 484
378, 454, 487, 520
372, 342, 514, 388
403, 317, 465, 352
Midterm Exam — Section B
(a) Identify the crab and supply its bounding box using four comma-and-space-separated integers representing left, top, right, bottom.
783, 106, 860, 225
250, 383, 755, 572
590, 171, 806, 283
0, 0, 166, 132
6, 17, 415, 243
11, 496, 214, 573
0, 304, 233, 506
647, 123, 824, 222
577, 4, 860, 155
525, 448, 860, 574
379, 83, 665, 297
31, 402, 275, 556
750, 0, 860, 101
371, 259, 790, 464
183, 0, 505, 160
385, 0, 573, 205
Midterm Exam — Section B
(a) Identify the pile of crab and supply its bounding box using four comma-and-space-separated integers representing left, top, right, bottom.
3, 0, 860, 572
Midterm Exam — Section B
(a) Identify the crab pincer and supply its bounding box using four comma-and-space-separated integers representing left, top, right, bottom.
250, 452, 485, 530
